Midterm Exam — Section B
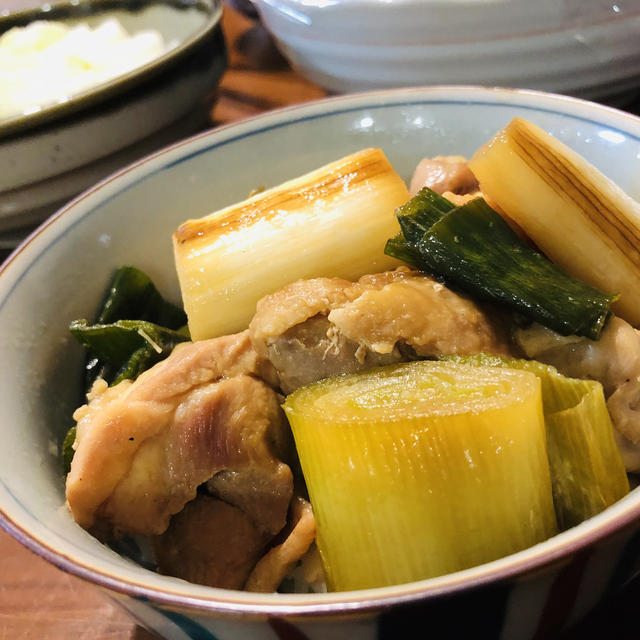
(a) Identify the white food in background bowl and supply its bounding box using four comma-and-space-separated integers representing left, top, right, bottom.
0, 0, 225, 240
0, 18, 174, 120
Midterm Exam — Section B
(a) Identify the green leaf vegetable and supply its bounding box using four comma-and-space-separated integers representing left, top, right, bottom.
70, 319, 189, 385
83, 265, 187, 387
96, 265, 187, 327
62, 266, 189, 473
385, 188, 616, 340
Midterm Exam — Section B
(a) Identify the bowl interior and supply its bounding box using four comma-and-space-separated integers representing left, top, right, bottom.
2, 87, 640, 613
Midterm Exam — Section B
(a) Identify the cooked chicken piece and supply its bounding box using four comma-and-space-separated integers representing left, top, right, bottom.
332, 270, 511, 355
206, 467, 294, 538
154, 494, 271, 589
608, 380, 640, 444
300, 543, 326, 592
250, 267, 513, 393
66, 331, 293, 538
515, 317, 640, 471
440, 191, 480, 206
154, 494, 316, 592
409, 155, 479, 197
250, 314, 403, 394
613, 431, 640, 474
245, 496, 316, 592
515, 316, 640, 397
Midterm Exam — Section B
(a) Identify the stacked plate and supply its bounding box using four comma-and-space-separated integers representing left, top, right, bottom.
0, 0, 226, 252
252, 0, 640, 101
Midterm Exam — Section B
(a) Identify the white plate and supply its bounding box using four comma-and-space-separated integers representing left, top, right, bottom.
253, 0, 640, 100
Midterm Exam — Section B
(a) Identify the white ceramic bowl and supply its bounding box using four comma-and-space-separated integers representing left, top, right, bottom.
1, 87, 640, 640
252, 0, 640, 101
0, 0, 226, 238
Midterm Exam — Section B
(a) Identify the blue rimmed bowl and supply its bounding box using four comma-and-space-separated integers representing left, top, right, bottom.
1, 87, 640, 640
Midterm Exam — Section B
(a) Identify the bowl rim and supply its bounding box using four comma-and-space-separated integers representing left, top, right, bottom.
254, 0, 640, 14
252, 0, 640, 49
2, 84, 640, 618
0, 0, 223, 139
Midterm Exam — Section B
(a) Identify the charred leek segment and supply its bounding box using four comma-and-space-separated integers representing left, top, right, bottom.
173, 148, 408, 341
283, 361, 558, 591
385, 190, 615, 339
469, 117, 640, 327
445, 354, 630, 530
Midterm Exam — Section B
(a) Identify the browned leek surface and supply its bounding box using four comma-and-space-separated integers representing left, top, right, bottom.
172, 148, 408, 340
469, 117, 640, 326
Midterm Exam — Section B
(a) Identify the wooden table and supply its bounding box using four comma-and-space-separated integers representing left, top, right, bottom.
1, 3, 640, 639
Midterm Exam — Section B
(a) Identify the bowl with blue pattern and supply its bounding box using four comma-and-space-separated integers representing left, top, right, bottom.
1, 86, 640, 639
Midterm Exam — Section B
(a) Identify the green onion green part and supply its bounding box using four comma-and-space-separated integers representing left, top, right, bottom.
385, 189, 616, 339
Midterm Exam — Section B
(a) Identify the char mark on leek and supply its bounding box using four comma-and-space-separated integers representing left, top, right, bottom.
385, 188, 616, 340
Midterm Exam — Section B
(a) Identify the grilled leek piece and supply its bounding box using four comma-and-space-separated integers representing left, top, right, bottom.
445, 354, 630, 530
173, 148, 408, 340
469, 117, 640, 326
283, 360, 557, 591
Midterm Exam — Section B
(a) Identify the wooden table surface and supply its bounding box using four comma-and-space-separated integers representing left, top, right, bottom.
1, 3, 640, 638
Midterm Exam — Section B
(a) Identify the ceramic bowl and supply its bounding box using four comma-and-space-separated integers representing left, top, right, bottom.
2, 87, 640, 640
0, 0, 226, 237
251, 0, 640, 101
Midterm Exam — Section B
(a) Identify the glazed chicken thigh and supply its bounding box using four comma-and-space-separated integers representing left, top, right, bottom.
249, 267, 513, 394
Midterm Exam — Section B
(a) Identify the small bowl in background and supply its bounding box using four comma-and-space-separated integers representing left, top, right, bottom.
0, 0, 226, 242
1, 86, 640, 639
251, 0, 640, 102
